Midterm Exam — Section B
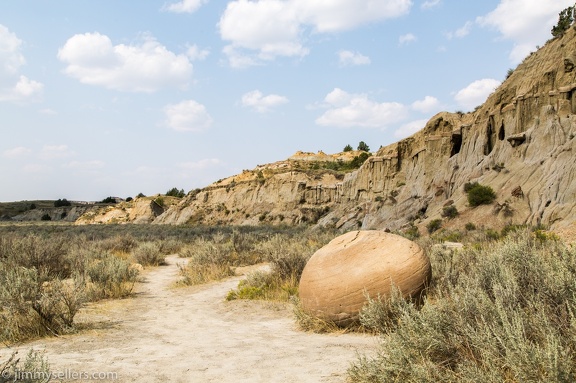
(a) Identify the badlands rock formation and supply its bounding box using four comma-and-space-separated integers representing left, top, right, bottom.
83, 27, 576, 238
299, 230, 431, 326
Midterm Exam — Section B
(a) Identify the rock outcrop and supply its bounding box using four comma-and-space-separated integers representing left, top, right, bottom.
151, 27, 576, 240
76, 197, 177, 225
298, 230, 431, 326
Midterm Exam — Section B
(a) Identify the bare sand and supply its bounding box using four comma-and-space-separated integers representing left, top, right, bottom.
2, 256, 376, 382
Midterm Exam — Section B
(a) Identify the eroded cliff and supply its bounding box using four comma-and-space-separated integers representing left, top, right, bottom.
83, 27, 576, 239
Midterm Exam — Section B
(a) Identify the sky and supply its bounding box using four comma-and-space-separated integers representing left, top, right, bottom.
0, 0, 573, 202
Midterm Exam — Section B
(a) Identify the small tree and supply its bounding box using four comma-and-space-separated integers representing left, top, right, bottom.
357, 141, 370, 152
100, 196, 116, 204
166, 187, 186, 198
343, 144, 353, 152
552, 5, 575, 37
54, 198, 71, 207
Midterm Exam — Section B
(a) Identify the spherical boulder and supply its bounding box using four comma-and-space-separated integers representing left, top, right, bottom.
299, 230, 431, 326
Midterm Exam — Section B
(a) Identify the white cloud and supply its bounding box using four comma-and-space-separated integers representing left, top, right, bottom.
164, 100, 213, 132
63, 160, 105, 170
454, 78, 501, 111
411, 96, 440, 113
39, 145, 75, 160
23, 164, 52, 173
447, 21, 472, 39
316, 88, 408, 128
39, 108, 57, 115
0, 25, 43, 102
219, 0, 412, 66
241, 90, 289, 113
3, 146, 32, 159
163, 0, 207, 13
394, 119, 428, 139
477, 0, 574, 62
57, 32, 193, 92
399, 33, 417, 46
186, 44, 210, 61
338, 50, 371, 66
421, 0, 441, 10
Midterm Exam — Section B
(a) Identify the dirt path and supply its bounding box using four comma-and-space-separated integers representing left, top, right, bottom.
4, 256, 376, 382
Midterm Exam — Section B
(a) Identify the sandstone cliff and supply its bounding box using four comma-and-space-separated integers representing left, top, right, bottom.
76, 196, 178, 225
91, 27, 576, 240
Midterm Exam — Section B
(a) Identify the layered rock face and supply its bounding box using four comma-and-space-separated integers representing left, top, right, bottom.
299, 230, 431, 326
78, 28, 575, 238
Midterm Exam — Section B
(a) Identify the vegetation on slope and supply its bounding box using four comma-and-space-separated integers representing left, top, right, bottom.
349, 229, 576, 382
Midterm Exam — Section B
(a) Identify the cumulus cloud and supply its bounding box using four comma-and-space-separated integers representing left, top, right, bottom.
411, 96, 440, 113
186, 44, 210, 61
454, 78, 501, 111
39, 145, 75, 160
421, 0, 441, 9
394, 119, 428, 139
57, 32, 193, 92
241, 90, 288, 113
446, 21, 472, 39
219, 0, 412, 66
338, 50, 371, 66
0, 25, 43, 102
3, 146, 32, 159
164, 100, 213, 132
399, 33, 417, 45
316, 88, 408, 129
162, 0, 208, 13
63, 160, 105, 170
477, 0, 574, 62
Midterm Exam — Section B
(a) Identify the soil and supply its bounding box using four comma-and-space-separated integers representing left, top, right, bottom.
2, 256, 376, 382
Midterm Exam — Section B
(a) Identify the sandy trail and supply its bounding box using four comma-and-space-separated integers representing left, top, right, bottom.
3, 256, 376, 382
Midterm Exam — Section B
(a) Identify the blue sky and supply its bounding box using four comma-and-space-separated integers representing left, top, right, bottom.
0, 0, 572, 201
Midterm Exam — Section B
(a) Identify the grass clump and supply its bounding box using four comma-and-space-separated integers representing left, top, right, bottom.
1, 349, 50, 382
348, 229, 576, 382
228, 231, 334, 302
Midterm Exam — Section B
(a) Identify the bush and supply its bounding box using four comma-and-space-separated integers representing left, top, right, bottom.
100, 196, 117, 204
441, 205, 458, 219
343, 144, 353, 152
1, 349, 50, 382
132, 242, 165, 267
349, 230, 576, 382
40, 214, 51, 221
166, 187, 186, 198
86, 253, 139, 299
466, 183, 496, 206
426, 219, 442, 234
552, 5, 574, 37
54, 198, 71, 207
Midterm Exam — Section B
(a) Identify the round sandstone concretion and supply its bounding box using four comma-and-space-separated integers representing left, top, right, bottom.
299, 230, 431, 326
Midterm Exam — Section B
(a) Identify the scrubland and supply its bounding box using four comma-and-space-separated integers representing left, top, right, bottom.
1, 223, 575, 382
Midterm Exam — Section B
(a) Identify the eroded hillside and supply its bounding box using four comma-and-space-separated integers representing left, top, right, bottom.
80, 27, 576, 239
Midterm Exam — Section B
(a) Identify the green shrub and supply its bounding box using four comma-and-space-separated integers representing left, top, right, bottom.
426, 219, 442, 234
166, 187, 186, 198
349, 230, 576, 382
552, 5, 574, 37
466, 183, 496, 206
441, 205, 458, 219
465, 222, 476, 231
